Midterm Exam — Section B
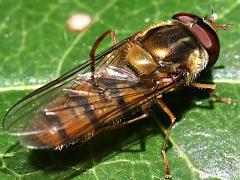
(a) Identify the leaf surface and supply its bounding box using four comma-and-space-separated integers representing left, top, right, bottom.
0, 0, 239, 179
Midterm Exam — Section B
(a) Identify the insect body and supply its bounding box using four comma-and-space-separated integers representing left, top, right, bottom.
3, 12, 225, 178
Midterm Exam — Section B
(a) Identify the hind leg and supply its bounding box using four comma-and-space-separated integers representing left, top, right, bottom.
156, 96, 176, 179
90, 30, 118, 79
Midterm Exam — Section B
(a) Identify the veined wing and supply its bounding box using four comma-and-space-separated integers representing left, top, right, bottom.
2, 39, 127, 134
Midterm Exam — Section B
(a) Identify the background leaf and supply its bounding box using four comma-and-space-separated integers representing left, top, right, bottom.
0, 0, 239, 179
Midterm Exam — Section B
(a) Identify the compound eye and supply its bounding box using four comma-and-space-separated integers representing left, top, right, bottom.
172, 13, 201, 25
172, 12, 220, 68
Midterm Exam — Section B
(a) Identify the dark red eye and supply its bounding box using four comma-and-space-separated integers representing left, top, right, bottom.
172, 12, 220, 68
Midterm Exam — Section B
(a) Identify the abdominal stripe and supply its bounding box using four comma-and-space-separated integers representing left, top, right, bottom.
67, 77, 127, 128
44, 113, 69, 141
98, 77, 127, 114
70, 96, 98, 124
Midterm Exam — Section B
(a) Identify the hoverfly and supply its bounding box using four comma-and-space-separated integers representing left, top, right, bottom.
2, 12, 229, 178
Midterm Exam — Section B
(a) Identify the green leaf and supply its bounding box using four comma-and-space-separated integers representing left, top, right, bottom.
0, 0, 239, 179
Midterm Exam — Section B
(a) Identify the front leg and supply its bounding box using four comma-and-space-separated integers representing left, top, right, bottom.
190, 82, 231, 104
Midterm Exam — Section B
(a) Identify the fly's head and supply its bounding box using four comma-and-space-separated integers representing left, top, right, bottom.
172, 12, 221, 69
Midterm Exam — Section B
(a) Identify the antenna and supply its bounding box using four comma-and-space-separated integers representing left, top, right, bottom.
206, 6, 231, 31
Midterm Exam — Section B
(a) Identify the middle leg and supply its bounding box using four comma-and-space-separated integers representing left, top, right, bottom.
156, 96, 176, 179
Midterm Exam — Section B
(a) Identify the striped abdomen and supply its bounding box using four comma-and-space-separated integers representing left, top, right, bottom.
25, 76, 147, 149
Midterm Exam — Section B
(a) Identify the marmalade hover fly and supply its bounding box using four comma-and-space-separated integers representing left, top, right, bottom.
2, 12, 230, 178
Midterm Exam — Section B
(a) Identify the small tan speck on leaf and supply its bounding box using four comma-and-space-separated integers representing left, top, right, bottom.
67, 13, 92, 32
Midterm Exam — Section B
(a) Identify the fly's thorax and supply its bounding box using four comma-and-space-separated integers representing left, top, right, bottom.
127, 20, 209, 83
127, 42, 159, 75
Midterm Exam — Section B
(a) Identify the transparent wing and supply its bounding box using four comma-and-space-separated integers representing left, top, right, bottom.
2, 39, 127, 134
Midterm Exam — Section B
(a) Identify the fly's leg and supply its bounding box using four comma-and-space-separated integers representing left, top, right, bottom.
103, 113, 149, 131
190, 82, 231, 104
156, 96, 176, 179
104, 105, 150, 131
90, 30, 118, 79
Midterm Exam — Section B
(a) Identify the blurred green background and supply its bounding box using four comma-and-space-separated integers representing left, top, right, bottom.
0, 0, 239, 179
